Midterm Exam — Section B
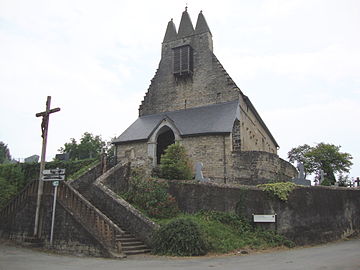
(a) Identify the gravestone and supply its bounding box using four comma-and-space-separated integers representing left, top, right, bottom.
355, 177, 360, 187
319, 169, 326, 185
290, 162, 311, 186
195, 162, 209, 182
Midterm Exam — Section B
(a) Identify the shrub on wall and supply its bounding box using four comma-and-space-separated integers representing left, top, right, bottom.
159, 143, 193, 180
121, 172, 179, 219
152, 218, 210, 256
257, 182, 297, 201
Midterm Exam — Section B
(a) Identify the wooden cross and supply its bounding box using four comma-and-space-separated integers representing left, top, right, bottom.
34, 96, 60, 236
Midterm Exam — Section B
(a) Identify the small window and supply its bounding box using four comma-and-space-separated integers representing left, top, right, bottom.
173, 45, 193, 76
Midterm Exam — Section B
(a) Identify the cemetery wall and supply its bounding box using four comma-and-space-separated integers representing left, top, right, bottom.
167, 181, 360, 245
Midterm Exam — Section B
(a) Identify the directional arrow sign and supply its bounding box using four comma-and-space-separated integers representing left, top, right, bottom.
42, 175, 65, 181
43, 169, 65, 175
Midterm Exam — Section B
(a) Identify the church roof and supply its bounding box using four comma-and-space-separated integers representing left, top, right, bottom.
113, 100, 240, 144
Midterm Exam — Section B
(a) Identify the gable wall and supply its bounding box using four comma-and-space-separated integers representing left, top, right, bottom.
139, 32, 239, 116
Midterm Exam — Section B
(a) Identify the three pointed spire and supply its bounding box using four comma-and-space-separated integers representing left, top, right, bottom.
177, 7, 195, 38
195, 11, 212, 35
163, 19, 177, 42
163, 8, 212, 42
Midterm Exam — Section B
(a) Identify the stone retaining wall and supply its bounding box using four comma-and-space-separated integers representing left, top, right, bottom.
167, 180, 360, 245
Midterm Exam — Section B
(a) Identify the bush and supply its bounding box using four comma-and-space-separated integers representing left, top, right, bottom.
160, 143, 193, 180
152, 218, 210, 256
121, 173, 179, 219
257, 182, 297, 201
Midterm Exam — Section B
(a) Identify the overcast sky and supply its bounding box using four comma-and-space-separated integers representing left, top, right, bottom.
1, 0, 359, 179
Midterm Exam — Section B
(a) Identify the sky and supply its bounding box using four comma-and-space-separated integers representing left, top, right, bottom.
0, 0, 359, 179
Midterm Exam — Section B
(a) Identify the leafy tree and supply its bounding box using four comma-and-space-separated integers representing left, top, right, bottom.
288, 143, 353, 185
287, 144, 314, 178
0, 141, 11, 164
160, 143, 193, 180
58, 132, 106, 160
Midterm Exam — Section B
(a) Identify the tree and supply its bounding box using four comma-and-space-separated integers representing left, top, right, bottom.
0, 141, 11, 164
160, 143, 193, 180
288, 143, 353, 185
287, 144, 314, 178
58, 132, 106, 160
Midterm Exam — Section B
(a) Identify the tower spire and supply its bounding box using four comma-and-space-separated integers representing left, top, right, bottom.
195, 10, 212, 35
177, 6, 194, 38
163, 18, 177, 42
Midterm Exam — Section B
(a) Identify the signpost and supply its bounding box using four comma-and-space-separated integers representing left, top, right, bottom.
43, 168, 65, 246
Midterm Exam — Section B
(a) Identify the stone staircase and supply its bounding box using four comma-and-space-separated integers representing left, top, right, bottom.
0, 165, 152, 257
116, 232, 150, 255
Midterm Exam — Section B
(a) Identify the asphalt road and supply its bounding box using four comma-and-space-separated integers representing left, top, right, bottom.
0, 239, 359, 270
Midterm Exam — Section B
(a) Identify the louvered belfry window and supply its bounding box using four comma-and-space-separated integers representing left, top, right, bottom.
173, 45, 193, 76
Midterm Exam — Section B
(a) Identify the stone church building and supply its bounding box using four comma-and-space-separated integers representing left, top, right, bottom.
113, 8, 296, 184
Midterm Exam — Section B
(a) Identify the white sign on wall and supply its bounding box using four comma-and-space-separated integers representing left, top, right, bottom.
253, 214, 276, 223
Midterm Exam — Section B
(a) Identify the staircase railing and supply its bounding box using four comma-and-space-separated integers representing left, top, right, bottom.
57, 181, 125, 256
0, 180, 38, 222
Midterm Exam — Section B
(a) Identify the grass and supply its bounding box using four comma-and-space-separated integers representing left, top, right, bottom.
153, 211, 294, 254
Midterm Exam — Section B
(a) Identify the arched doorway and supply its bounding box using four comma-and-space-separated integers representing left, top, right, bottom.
156, 127, 175, 164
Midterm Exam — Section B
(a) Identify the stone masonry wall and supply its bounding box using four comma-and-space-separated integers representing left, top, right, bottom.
229, 151, 298, 185
239, 96, 277, 154
0, 194, 108, 257
139, 31, 239, 116
116, 141, 149, 167
87, 164, 159, 247
167, 181, 360, 245
181, 134, 232, 182
115, 136, 295, 185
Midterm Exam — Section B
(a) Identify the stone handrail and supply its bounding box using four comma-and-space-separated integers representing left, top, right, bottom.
57, 181, 125, 256
0, 180, 38, 221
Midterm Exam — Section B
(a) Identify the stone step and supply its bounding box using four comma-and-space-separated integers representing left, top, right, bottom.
122, 244, 148, 251
124, 249, 151, 256
121, 241, 144, 247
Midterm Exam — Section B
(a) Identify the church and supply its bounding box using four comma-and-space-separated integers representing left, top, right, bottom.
113, 8, 296, 184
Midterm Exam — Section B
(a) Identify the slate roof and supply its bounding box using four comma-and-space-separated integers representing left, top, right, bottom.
113, 100, 240, 144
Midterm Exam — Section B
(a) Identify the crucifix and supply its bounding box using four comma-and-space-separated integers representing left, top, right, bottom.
34, 96, 60, 236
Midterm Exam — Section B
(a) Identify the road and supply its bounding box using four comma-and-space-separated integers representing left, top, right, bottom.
0, 239, 359, 270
